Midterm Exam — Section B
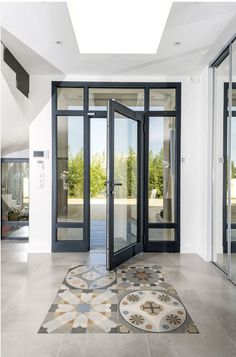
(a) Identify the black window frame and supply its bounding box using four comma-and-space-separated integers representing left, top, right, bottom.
52, 81, 181, 253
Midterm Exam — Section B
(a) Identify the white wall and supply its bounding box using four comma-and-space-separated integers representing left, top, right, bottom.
180, 78, 202, 253
29, 76, 53, 252
28, 74, 210, 260
199, 67, 212, 261
3, 149, 29, 158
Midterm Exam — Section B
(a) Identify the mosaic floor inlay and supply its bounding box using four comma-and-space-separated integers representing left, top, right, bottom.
114, 265, 164, 291
63, 265, 116, 290
119, 290, 186, 332
39, 264, 199, 334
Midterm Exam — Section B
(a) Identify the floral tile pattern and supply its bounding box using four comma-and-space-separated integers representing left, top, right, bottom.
39, 289, 118, 333
39, 264, 199, 334
113, 265, 165, 291
119, 290, 186, 333
62, 265, 116, 290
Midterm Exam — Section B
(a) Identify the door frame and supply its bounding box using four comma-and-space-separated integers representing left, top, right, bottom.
51, 82, 181, 253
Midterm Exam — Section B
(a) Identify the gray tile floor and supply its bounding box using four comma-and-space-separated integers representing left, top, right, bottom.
1, 241, 236, 357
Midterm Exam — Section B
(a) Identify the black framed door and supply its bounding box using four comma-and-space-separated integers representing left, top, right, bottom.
106, 100, 143, 270
52, 82, 181, 254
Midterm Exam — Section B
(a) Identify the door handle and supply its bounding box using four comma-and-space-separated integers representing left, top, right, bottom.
110, 183, 122, 195
105, 182, 122, 196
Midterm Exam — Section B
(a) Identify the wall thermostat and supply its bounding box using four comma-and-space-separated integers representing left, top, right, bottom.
33, 150, 49, 158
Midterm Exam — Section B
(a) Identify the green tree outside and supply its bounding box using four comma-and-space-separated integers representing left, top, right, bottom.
149, 148, 164, 198
232, 161, 236, 179
67, 148, 164, 199
68, 150, 84, 198
90, 152, 106, 197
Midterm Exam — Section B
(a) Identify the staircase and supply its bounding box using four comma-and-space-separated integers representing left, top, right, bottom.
2, 193, 18, 209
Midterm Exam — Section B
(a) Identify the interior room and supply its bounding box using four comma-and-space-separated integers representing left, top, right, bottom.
1, 1, 236, 356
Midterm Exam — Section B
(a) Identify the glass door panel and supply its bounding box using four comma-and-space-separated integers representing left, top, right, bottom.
113, 116, 138, 253
145, 114, 179, 251
90, 118, 107, 251
148, 117, 175, 224
54, 115, 86, 251
57, 116, 84, 223
212, 54, 230, 273
107, 100, 143, 270
231, 41, 236, 283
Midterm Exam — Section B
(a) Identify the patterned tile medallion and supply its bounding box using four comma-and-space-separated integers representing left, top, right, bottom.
63, 265, 116, 290
119, 290, 186, 332
39, 289, 118, 333
39, 264, 199, 334
114, 265, 164, 290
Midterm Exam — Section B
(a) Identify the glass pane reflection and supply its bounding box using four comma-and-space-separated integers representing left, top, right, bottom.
113, 114, 138, 252
57, 116, 84, 222
57, 88, 83, 110
149, 89, 176, 111
148, 117, 175, 224
57, 228, 83, 241
1, 162, 29, 224
212, 53, 230, 274
89, 88, 144, 111
149, 228, 174, 241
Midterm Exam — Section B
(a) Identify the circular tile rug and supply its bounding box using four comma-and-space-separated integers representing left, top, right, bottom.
119, 290, 187, 332
65, 265, 116, 289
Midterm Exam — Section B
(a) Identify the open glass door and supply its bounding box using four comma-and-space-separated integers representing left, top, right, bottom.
106, 99, 143, 270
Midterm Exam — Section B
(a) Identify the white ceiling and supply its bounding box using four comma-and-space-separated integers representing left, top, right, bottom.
1, 1, 236, 76
1, 1, 236, 155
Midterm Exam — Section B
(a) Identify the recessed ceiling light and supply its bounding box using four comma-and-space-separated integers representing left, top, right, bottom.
174, 42, 182, 47
67, 0, 172, 54
56, 41, 63, 46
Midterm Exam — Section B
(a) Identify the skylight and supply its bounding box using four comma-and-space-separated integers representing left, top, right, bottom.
67, 0, 172, 54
